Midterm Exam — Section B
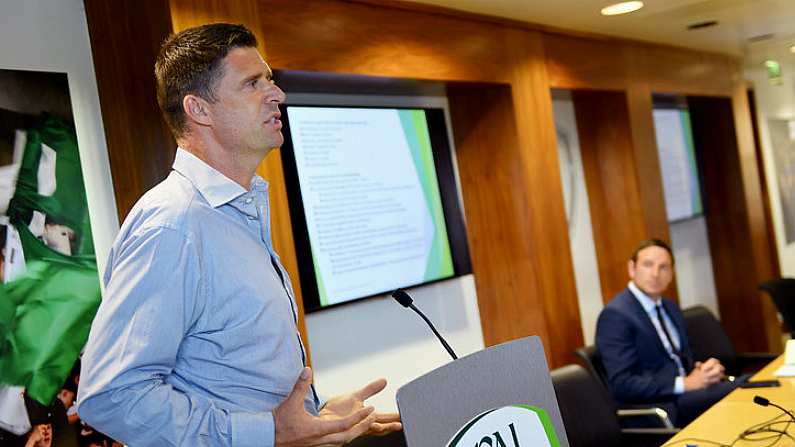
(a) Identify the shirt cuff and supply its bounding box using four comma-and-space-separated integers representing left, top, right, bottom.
231, 410, 275, 447
674, 376, 685, 395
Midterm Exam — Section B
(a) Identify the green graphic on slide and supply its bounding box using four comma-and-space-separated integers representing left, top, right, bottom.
679, 110, 703, 214
398, 110, 454, 280
314, 249, 328, 306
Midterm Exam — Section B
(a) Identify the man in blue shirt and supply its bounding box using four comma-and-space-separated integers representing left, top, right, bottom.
596, 239, 739, 426
77, 23, 400, 446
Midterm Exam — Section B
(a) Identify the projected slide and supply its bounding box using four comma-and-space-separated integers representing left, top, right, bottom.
653, 109, 703, 222
287, 106, 454, 306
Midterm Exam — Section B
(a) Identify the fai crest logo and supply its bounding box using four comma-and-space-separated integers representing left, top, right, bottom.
446, 405, 560, 447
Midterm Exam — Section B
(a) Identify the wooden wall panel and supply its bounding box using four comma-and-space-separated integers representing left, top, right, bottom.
83, 0, 175, 221
86, 0, 781, 370
251, 0, 511, 84
689, 96, 780, 352
502, 29, 584, 364
447, 83, 550, 351
544, 32, 738, 96
625, 83, 672, 243
543, 33, 629, 91
628, 42, 735, 96
170, 0, 264, 45
574, 88, 677, 303
575, 91, 647, 301
730, 80, 782, 352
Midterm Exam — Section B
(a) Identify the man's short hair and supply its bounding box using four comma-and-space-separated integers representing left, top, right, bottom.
155, 23, 257, 139
630, 238, 675, 265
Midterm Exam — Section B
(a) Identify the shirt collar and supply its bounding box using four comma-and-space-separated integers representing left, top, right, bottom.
172, 147, 267, 208
628, 281, 661, 314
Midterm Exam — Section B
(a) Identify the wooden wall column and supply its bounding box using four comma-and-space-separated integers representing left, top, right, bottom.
83, 0, 175, 221
689, 95, 781, 352
573, 90, 675, 303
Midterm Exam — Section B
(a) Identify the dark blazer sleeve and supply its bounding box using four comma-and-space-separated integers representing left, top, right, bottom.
596, 303, 679, 403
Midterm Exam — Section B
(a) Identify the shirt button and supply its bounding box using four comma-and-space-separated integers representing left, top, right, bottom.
248, 215, 256, 220
244, 197, 253, 204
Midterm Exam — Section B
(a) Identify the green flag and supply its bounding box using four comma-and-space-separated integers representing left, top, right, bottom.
0, 253, 100, 404
0, 115, 101, 405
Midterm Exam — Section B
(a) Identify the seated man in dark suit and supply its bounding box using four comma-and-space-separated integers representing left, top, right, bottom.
596, 238, 740, 427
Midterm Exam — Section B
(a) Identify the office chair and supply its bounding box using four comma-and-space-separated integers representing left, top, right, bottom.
682, 305, 777, 376
574, 345, 609, 389
574, 345, 677, 429
347, 431, 407, 447
551, 364, 678, 447
759, 278, 795, 339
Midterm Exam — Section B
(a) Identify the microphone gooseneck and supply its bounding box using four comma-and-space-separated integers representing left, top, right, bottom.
391, 289, 458, 360
754, 395, 795, 423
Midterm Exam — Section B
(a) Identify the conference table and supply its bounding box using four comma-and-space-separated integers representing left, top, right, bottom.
664, 355, 795, 446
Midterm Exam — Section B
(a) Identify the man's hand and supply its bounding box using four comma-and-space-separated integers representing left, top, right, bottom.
320, 378, 402, 437
274, 368, 376, 446
684, 358, 725, 391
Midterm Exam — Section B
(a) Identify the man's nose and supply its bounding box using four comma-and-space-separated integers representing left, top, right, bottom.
268, 83, 286, 104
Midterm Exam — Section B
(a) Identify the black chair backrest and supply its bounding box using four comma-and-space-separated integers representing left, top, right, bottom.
347, 431, 407, 447
681, 305, 739, 375
574, 345, 610, 391
760, 278, 795, 337
551, 364, 623, 447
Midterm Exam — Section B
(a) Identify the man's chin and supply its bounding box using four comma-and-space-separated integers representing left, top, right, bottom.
637, 284, 665, 297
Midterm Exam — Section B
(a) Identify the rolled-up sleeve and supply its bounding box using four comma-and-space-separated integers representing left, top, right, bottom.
77, 225, 274, 447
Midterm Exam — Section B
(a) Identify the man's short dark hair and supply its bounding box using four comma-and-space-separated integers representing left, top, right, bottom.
630, 238, 675, 265
155, 23, 257, 139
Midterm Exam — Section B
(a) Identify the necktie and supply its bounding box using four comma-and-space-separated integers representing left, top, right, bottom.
655, 304, 684, 367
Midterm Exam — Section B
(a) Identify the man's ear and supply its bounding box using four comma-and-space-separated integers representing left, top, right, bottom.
183, 94, 212, 127
627, 259, 635, 280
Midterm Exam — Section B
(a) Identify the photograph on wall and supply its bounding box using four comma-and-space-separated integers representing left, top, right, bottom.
0, 68, 102, 443
767, 119, 795, 245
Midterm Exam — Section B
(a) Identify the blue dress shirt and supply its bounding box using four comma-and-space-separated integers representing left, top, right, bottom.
78, 148, 318, 446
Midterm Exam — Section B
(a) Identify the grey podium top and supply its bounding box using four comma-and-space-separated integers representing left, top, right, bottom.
396, 336, 569, 446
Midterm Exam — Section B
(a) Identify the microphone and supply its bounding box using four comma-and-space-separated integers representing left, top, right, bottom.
754, 395, 795, 422
392, 289, 458, 360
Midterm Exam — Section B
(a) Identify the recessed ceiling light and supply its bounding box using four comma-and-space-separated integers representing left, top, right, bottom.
601, 1, 644, 16
790, 45, 795, 54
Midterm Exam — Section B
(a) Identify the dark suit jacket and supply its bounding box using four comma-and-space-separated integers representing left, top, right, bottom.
595, 288, 693, 404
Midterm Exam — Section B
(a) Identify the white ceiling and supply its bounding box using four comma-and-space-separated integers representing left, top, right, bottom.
406, 0, 795, 58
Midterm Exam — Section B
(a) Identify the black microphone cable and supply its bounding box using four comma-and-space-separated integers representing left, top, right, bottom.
659, 395, 795, 447
392, 288, 458, 360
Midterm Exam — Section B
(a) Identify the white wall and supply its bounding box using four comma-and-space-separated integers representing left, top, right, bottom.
0, 0, 118, 273
306, 276, 483, 412
746, 46, 795, 277
552, 97, 604, 344
669, 217, 720, 316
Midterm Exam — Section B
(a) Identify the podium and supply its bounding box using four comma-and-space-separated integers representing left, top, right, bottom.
396, 336, 569, 446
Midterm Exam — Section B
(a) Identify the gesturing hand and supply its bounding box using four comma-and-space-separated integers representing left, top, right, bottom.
320, 378, 402, 437
274, 368, 376, 446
